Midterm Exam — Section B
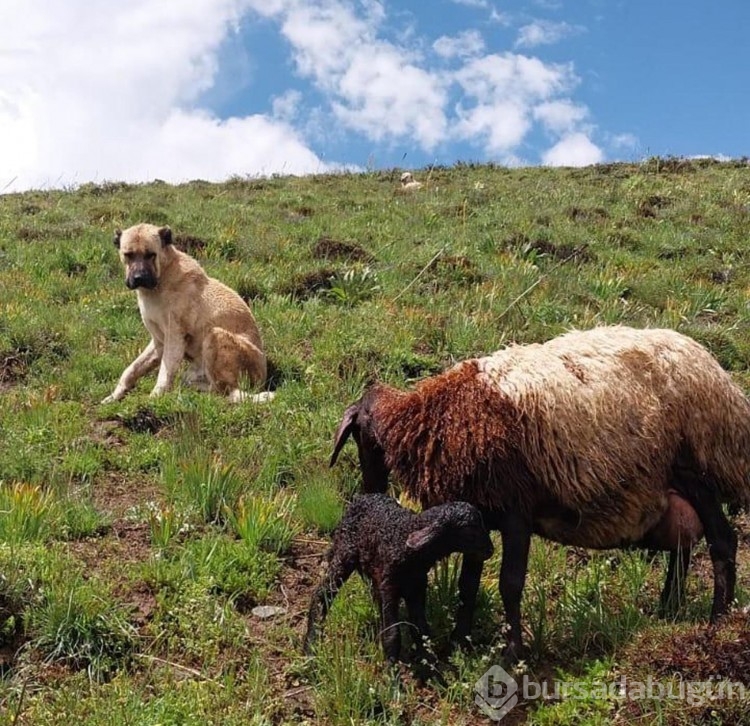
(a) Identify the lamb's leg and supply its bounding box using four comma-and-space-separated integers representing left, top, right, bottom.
659, 547, 691, 616
499, 511, 531, 662
403, 576, 432, 658
403, 578, 430, 639
403, 576, 444, 683
378, 579, 402, 663
303, 553, 355, 654
450, 554, 485, 648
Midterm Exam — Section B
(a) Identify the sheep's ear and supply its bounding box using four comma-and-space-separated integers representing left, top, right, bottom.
158, 226, 173, 247
113, 229, 122, 248
330, 403, 359, 467
406, 523, 440, 551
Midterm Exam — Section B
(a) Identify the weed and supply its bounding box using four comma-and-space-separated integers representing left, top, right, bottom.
228, 492, 299, 555
0, 482, 56, 545
313, 631, 400, 725
28, 575, 135, 679
296, 477, 343, 534
162, 452, 244, 526
327, 266, 381, 305
146, 502, 182, 551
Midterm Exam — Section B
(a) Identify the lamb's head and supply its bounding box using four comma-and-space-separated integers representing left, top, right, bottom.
406, 502, 494, 563
330, 387, 390, 493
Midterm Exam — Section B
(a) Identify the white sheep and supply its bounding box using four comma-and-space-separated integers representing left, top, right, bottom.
400, 172, 423, 191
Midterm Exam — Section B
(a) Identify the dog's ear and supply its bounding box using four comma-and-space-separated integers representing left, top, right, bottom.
113, 229, 122, 249
158, 226, 173, 247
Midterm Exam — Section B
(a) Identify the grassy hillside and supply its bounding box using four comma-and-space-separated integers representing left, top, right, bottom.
1, 158, 750, 724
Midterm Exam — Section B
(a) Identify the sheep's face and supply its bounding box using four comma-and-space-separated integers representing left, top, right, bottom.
331, 392, 390, 493
356, 429, 389, 493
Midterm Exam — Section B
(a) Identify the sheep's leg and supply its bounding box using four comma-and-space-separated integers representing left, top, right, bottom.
450, 554, 485, 648
499, 511, 531, 662
303, 553, 356, 654
689, 488, 737, 621
378, 580, 402, 664
659, 547, 691, 616
673, 451, 737, 621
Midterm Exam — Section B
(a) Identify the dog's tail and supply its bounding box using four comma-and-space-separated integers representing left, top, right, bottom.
228, 390, 275, 404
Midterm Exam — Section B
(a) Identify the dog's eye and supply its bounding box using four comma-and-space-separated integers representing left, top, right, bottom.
123, 252, 134, 261
145, 252, 156, 261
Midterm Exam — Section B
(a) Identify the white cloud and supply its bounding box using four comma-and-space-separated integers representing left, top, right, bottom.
542, 132, 604, 166
1, 0, 616, 190
515, 20, 584, 49
454, 101, 531, 154
610, 132, 639, 150
452, 54, 579, 154
455, 53, 578, 154
433, 30, 485, 59
450, 0, 490, 8
447, 0, 511, 24
533, 100, 589, 134
332, 49, 448, 147
268, 1, 449, 150
0, 0, 329, 192
455, 53, 577, 100
489, 9, 514, 25
272, 89, 304, 121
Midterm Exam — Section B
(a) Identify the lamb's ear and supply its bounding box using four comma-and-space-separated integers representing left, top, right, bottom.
405, 523, 441, 552
158, 226, 173, 247
330, 403, 359, 467
113, 229, 122, 248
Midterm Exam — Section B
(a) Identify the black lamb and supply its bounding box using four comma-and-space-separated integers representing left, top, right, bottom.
303, 493, 493, 672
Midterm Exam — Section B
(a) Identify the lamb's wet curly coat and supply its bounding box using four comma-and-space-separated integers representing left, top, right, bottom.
303, 494, 493, 672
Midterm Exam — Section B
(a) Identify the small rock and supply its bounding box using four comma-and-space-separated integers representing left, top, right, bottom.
252, 605, 287, 620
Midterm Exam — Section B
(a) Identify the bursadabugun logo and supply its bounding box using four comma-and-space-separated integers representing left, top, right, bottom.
474, 661, 749, 721
474, 663, 518, 721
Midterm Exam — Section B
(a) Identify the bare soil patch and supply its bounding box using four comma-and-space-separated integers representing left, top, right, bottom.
312, 236, 374, 263
278, 268, 336, 301
113, 408, 174, 435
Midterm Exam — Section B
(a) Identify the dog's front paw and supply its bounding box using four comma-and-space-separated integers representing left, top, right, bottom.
101, 390, 124, 404
149, 386, 166, 398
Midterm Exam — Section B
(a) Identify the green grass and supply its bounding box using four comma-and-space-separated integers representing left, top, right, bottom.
2, 158, 750, 723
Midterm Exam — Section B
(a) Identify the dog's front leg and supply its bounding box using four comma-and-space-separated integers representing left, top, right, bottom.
151, 335, 186, 396
102, 340, 161, 403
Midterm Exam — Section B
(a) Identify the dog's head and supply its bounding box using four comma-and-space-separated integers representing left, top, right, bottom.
113, 223, 172, 290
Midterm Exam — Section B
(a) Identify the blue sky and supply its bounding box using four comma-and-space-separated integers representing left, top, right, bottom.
1, 0, 748, 192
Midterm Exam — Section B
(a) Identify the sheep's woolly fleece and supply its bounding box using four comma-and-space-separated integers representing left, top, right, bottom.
371, 326, 750, 549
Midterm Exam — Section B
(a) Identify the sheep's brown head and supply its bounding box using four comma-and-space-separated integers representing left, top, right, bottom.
330, 387, 390, 493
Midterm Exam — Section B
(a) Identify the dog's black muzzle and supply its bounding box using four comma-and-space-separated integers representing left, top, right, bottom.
126, 271, 158, 290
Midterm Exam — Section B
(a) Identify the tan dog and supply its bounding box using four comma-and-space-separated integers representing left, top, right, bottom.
102, 223, 271, 404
